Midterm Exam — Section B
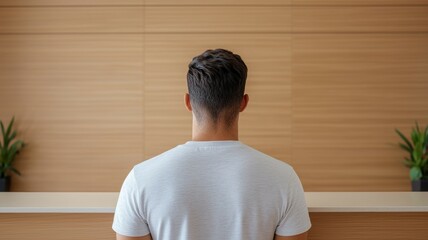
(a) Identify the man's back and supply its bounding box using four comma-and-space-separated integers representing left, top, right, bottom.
113, 141, 311, 240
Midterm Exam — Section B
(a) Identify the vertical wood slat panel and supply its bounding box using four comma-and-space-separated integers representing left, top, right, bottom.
145, 6, 291, 33
292, 7, 428, 33
292, 34, 428, 191
0, 35, 144, 192
0, 7, 143, 33
0, 2, 427, 192
292, 0, 428, 5
144, 0, 291, 5
0, 0, 143, 6
144, 0, 428, 5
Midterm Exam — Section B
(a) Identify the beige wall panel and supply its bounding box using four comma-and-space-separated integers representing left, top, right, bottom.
144, 34, 292, 163
0, 0, 143, 6
292, 35, 428, 191
0, 213, 114, 240
293, 7, 428, 33
145, 7, 290, 33
309, 212, 428, 240
0, 7, 143, 33
145, 0, 290, 5
295, 149, 410, 191
292, 0, 428, 5
0, 34, 144, 191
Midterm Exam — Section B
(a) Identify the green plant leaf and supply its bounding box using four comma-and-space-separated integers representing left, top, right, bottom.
9, 140, 23, 151
404, 158, 413, 167
6, 144, 18, 165
0, 120, 5, 139
411, 129, 419, 146
0, 146, 6, 163
395, 129, 413, 151
410, 166, 423, 181
5, 117, 14, 139
399, 143, 412, 154
9, 167, 21, 176
415, 121, 420, 133
7, 131, 17, 147
424, 126, 428, 144
0, 120, 6, 151
413, 138, 424, 163
0, 116, 23, 178
7, 141, 23, 164
421, 158, 428, 168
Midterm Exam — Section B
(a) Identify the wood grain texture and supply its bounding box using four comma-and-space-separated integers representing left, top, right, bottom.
144, 34, 292, 162
292, 35, 428, 191
1, 212, 427, 240
145, 0, 428, 5
308, 212, 428, 240
295, 149, 411, 191
292, 0, 428, 5
0, 34, 144, 191
1, 2, 428, 192
145, 6, 291, 33
144, 0, 291, 5
293, 7, 428, 33
0, 0, 143, 6
0, 7, 143, 33
2, 0, 427, 6
0, 213, 115, 240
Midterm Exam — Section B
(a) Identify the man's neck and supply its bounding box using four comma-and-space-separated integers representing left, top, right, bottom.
191, 116, 239, 141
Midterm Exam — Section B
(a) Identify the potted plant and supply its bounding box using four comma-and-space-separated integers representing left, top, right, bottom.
0, 117, 25, 191
395, 122, 428, 191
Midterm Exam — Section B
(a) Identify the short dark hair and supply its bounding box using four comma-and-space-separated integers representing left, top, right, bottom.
187, 49, 247, 125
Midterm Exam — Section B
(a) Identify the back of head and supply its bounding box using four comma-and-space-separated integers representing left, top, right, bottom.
187, 49, 248, 126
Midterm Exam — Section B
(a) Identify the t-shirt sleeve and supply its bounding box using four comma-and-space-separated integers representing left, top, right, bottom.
275, 169, 312, 236
112, 169, 150, 237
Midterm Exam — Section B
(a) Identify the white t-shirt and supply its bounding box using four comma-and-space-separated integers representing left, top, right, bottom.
113, 141, 311, 240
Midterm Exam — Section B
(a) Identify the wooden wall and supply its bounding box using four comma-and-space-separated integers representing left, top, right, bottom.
1, 212, 428, 240
0, 0, 427, 192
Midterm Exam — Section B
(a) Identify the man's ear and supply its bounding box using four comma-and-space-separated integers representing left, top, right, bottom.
184, 93, 192, 111
240, 94, 249, 112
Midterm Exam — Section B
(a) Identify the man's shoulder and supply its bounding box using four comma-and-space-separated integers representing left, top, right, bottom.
134, 144, 185, 170
132, 142, 296, 180
243, 144, 294, 171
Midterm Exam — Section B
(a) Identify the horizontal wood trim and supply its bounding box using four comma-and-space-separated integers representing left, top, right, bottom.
0, 7, 143, 33
293, 7, 428, 33
0, 34, 144, 191
1, 212, 427, 240
0, 213, 115, 240
309, 212, 428, 240
145, 7, 291, 33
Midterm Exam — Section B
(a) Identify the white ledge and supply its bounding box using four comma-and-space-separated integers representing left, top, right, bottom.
0, 192, 117, 213
305, 192, 428, 212
0, 192, 427, 213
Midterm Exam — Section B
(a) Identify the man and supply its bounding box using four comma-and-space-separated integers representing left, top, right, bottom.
113, 49, 311, 240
